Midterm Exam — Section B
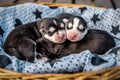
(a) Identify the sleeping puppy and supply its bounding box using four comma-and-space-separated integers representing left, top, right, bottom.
36, 16, 115, 61
65, 16, 115, 54
38, 18, 66, 43
3, 18, 66, 62
57, 13, 115, 46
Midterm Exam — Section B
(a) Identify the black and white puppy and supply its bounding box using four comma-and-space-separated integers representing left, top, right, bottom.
3, 18, 66, 62
65, 16, 116, 54
38, 18, 66, 43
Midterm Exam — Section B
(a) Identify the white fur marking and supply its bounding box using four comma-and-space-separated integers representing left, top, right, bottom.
49, 27, 55, 32
39, 29, 44, 34
73, 17, 80, 30
63, 18, 68, 23
58, 30, 63, 35
53, 20, 57, 25
44, 34, 53, 41
60, 23, 64, 28
79, 24, 84, 30
44, 33, 57, 43
68, 22, 73, 29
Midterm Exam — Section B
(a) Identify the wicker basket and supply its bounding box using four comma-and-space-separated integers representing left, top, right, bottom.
0, 2, 120, 80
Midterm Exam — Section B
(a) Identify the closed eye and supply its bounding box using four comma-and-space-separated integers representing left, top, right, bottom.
78, 28, 85, 32
47, 27, 56, 36
49, 27, 56, 33
63, 18, 68, 23
78, 25, 85, 32
48, 31, 54, 36
67, 22, 73, 29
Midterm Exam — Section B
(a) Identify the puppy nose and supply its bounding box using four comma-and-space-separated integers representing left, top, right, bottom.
58, 34, 65, 38
69, 34, 77, 39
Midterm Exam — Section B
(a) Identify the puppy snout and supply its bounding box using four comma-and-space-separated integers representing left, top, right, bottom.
69, 33, 77, 39
58, 34, 65, 38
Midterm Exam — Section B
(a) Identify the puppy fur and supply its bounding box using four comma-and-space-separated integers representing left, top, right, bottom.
36, 29, 115, 61
56, 13, 74, 23
3, 18, 66, 62
3, 21, 41, 62
38, 18, 66, 43
56, 13, 89, 42
36, 14, 115, 61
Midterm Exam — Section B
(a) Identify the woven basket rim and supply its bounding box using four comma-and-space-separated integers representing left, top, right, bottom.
0, 65, 120, 79
0, 2, 106, 9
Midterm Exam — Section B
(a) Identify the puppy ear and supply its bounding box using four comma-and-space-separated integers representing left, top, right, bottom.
78, 16, 87, 27
62, 18, 68, 23
36, 19, 43, 29
37, 20, 45, 37
33, 20, 43, 38
36, 38, 46, 52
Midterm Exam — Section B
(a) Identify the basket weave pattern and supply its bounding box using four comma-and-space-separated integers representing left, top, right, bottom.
0, 66, 120, 80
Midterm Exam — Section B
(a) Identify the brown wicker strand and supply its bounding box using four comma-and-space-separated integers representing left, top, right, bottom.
0, 65, 120, 79
103, 66, 120, 77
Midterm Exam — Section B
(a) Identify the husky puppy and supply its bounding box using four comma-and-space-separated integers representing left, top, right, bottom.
3, 18, 66, 62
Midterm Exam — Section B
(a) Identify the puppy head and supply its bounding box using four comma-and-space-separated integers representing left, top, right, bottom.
56, 13, 74, 24
37, 18, 67, 43
66, 16, 88, 42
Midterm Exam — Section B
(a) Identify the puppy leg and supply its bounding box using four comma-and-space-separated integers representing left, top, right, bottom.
16, 38, 37, 62
36, 38, 50, 61
36, 38, 59, 61
4, 47, 21, 59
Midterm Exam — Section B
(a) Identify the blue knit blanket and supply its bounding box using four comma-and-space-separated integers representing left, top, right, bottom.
0, 3, 120, 73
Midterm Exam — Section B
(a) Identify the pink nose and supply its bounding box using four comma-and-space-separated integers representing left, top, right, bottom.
69, 33, 77, 40
58, 34, 65, 38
